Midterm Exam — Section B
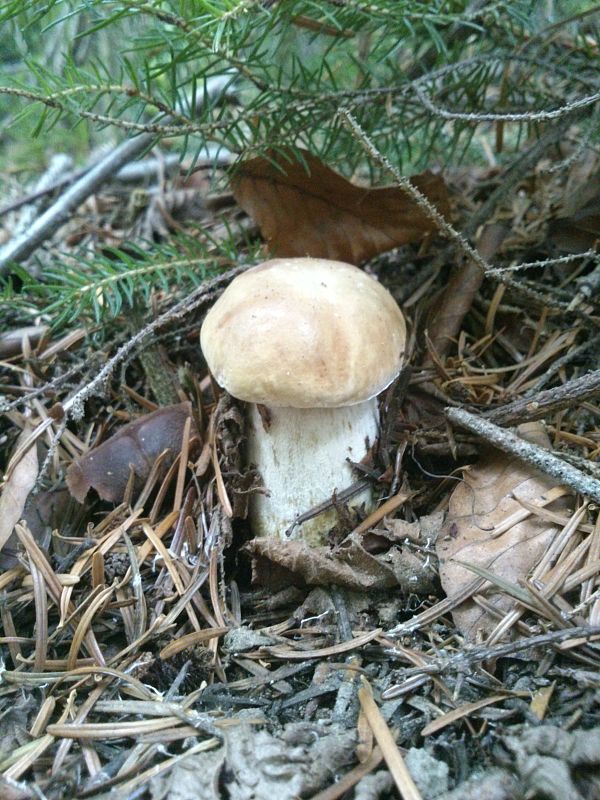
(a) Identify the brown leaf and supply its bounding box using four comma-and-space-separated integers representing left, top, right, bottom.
0, 425, 39, 557
245, 531, 437, 594
436, 422, 569, 640
66, 402, 199, 504
232, 149, 450, 264
547, 155, 600, 252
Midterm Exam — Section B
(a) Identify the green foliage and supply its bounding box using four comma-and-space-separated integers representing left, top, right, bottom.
0, 0, 598, 329
0, 234, 261, 331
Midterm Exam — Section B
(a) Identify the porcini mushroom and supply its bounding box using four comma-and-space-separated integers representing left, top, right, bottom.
200, 257, 406, 545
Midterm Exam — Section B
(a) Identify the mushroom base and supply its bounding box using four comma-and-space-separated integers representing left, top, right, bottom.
247, 400, 379, 546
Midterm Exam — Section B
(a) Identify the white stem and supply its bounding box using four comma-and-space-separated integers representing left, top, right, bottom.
247, 400, 379, 545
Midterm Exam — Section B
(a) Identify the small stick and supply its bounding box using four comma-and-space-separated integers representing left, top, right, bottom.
485, 368, 600, 426
0, 76, 237, 275
385, 625, 600, 668
446, 407, 600, 503
0, 132, 158, 276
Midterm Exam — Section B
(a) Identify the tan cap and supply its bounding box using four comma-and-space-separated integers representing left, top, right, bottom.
200, 258, 406, 408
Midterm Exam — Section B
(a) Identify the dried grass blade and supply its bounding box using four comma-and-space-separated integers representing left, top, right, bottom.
149, 457, 180, 523
358, 677, 422, 800
107, 614, 166, 666
122, 530, 146, 641
2, 689, 73, 779
67, 583, 115, 670
208, 410, 233, 517
60, 508, 144, 626
490, 486, 571, 537
52, 680, 110, 775
388, 574, 489, 635
30, 697, 56, 737
134, 448, 172, 511
0, 567, 24, 591
582, 514, 600, 603
534, 502, 589, 577
0, 607, 22, 666
352, 490, 412, 535
455, 560, 543, 608
2, 735, 55, 780
15, 522, 105, 665
209, 545, 227, 627
14, 522, 64, 601
136, 509, 178, 566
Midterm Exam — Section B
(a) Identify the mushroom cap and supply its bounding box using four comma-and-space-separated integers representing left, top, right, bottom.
200, 257, 407, 408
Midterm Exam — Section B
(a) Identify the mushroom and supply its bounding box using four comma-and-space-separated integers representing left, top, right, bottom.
200, 257, 406, 545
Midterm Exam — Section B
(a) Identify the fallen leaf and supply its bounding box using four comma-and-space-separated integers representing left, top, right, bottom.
0, 488, 71, 571
245, 531, 437, 594
232, 148, 450, 264
436, 422, 568, 640
548, 154, 600, 253
66, 402, 199, 504
0, 425, 39, 557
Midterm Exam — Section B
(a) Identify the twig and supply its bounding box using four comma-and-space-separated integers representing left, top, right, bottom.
0, 75, 238, 276
446, 407, 600, 502
464, 115, 575, 239
386, 625, 600, 668
0, 133, 158, 276
485, 368, 600, 426
61, 265, 245, 420
337, 108, 491, 275
415, 84, 600, 122
525, 336, 598, 395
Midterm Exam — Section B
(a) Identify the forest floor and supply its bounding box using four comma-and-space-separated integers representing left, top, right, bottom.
0, 130, 599, 800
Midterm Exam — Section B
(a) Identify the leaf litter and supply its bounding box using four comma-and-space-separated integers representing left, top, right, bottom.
1, 140, 600, 800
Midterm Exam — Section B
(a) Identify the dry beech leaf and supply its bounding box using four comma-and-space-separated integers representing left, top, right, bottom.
0, 425, 39, 555
436, 422, 569, 640
245, 531, 437, 594
66, 402, 198, 504
232, 148, 450, 264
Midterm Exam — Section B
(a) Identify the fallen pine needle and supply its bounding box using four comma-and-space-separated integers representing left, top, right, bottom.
159, 626, 230, 659
421, 693, 527, 737
358, 677, 423, 800
308, 745, 384, 800
47, 716, 195, 739
263, 628, 382, 660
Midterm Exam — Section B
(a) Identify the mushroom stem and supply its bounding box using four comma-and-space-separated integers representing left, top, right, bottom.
247, 399, 379, 545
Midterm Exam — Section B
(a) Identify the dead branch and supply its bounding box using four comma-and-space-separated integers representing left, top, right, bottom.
446, 407, 600, 502
485, 368, 600, 426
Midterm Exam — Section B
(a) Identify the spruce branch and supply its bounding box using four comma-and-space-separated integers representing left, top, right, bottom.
338, 107, 492, 274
